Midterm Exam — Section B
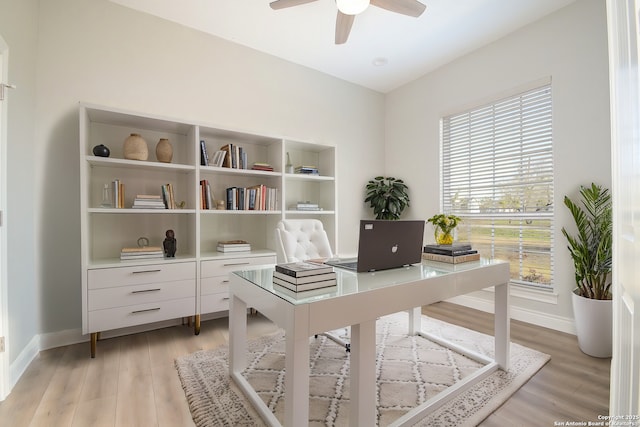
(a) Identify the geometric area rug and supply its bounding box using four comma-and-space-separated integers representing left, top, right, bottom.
175, 312, 550, 427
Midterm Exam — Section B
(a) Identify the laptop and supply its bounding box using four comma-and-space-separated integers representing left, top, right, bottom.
326, 220, 425, 272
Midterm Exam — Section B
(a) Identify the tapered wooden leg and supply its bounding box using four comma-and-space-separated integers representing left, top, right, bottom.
194, 314, 201, 335
90, 332, 98, 358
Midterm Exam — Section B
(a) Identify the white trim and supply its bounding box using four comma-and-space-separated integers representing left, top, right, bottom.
481, 283, 559, 305
446, 293, 575, 335
0, 34, 9, 402
8, 335, 38, 392
440, 76, 553, 118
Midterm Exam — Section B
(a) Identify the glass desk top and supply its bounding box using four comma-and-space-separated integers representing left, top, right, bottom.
232, 258, 503, 305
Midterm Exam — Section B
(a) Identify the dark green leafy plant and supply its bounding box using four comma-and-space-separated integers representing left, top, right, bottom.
364, 176, 410, 220
561, 183, 612, 300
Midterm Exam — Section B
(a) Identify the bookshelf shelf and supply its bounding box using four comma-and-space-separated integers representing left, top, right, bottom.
79, 103, 337, 357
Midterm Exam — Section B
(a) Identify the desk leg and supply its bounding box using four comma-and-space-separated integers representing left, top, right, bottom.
407, 307, 421, 335
494, 282, 510, 370
350, 319, 376, 427
284, 327, 310, 426
229, 293, 248, 374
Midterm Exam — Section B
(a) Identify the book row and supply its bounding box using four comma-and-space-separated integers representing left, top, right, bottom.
226, 185, 278, 211
105, 180, 177, 210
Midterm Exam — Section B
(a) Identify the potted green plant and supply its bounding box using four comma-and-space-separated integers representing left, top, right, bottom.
426, 213, 461, 245
561, 183, 612, 357
364, 176, 410, 220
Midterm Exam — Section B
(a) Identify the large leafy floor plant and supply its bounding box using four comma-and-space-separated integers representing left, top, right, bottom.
561, 183, 612, 300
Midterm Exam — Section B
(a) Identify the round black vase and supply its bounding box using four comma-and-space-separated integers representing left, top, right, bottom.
92, 144, 110, 157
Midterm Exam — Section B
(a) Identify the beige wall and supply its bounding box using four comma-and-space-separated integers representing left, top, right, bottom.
385, 0, 611, 327
0, 0, 612, 385
6, 0, 385, 366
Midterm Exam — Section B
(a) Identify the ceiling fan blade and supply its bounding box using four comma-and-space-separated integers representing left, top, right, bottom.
335, 11, 355, 44
270, 0, 318, 10
370, 0, 426, 17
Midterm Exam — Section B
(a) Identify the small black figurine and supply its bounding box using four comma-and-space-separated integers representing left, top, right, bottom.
163, 229, 177, 257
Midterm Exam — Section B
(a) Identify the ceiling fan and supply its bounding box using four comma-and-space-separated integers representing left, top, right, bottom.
269, 0, 427, 44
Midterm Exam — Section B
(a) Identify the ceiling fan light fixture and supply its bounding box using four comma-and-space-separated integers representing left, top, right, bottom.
336, 0, 370, 15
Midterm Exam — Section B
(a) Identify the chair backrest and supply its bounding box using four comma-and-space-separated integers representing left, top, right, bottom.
274, 219, 333, 263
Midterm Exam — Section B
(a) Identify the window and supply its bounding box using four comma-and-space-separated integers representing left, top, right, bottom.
441, 82, 554, 290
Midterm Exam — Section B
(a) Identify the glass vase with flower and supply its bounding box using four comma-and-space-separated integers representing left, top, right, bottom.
427, 214, 461, 245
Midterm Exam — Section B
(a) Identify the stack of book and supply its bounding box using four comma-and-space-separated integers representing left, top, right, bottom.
422, 243, 480, 264
294, 165, 319, 175
132, 194, 165, 209
273, 261, 336, 292
251, 162, 274, 172
217, 240, 251, 253
120, 246, 164, 260
290, 201, 321, 211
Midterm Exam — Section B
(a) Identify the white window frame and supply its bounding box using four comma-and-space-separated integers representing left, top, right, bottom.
440, 79, 555, 292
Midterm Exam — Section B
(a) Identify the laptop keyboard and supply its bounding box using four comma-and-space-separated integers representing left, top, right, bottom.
327, 261, 358, 270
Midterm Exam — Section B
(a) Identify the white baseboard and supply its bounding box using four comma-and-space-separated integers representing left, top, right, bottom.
446, 294, 576, 335
9, 311, 233, 395
9, 334, 39, 390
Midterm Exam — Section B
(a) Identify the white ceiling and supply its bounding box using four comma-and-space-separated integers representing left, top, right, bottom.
110, 0, 576, 93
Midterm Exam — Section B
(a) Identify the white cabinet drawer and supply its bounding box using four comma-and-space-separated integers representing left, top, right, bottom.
88, 297, 195, 332
201, 276, 230, 296
201, 292, 230, 314
88, 262, 196, 289
201, 255, 275, 277
88, 279, 196, 311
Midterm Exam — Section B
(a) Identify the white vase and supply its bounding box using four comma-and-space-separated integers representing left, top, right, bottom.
571, 289, 612, 358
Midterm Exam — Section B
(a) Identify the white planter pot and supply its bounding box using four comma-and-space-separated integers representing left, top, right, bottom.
572, 289, 612, 358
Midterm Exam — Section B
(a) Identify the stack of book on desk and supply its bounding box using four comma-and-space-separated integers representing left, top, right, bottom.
273, 261, 336, 292
422, 243, 480, 264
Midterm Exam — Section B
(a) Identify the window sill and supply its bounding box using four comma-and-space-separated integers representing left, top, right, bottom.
480, 283, 558, 305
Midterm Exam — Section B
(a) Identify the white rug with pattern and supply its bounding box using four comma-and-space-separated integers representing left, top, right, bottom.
175, 312, 550, 426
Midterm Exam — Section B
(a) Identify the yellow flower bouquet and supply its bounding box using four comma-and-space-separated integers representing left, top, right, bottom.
426, 214, 461, 245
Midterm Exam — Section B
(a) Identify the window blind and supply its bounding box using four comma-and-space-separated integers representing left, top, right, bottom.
441, 84, 554, 289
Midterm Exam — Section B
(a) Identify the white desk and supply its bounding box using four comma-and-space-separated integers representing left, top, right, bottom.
229, 259, 510, 427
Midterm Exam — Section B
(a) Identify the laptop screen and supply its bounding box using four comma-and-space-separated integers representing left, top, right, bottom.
327, 220, 425, 272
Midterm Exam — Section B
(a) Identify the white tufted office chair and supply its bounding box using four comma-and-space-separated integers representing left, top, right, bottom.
275, 219, 334, 263
274, 219, 350, 351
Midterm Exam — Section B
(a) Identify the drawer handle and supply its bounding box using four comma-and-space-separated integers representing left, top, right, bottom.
131, 288, 161, 294
221, 280, 230, 284
131, 269, 162, 274
222, 297, 230, 301
131, 307, 161, 314
223, 262, 250, 267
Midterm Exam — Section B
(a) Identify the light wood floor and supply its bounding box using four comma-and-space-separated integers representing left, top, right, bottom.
0, 302, 610, 426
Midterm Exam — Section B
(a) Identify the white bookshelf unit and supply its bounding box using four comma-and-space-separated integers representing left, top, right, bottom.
79, 103, 337, 357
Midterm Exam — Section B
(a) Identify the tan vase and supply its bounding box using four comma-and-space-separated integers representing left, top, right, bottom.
123, 133, 148, 161
155, 138, 173, 163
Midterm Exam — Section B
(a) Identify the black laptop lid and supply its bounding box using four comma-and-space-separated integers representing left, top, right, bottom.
356, 220, 425, 272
